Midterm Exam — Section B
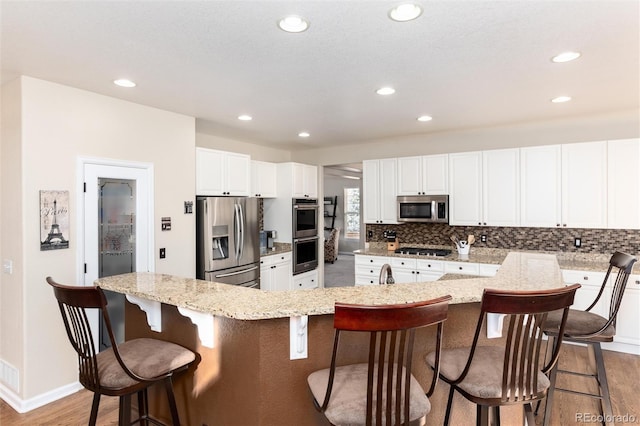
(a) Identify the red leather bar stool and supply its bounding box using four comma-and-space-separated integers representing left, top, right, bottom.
307, 296, 452, 426
47, 277, 196, 426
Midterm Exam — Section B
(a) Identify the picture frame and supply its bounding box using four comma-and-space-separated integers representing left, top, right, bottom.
40, 190, 70, 250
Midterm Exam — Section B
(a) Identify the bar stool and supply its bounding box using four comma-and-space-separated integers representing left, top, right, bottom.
307, 296, 452, 425
47, 277, 196, 426
539, 252, 637, 426
425, 285, 580, 426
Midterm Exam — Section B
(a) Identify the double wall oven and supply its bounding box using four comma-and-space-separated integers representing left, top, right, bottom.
292, 198, 319, 274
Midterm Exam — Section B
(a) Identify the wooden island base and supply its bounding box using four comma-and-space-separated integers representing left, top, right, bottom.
126, 301, 525, 426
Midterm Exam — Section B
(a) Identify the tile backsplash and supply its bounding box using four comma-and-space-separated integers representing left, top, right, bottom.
366, 223, 640, 255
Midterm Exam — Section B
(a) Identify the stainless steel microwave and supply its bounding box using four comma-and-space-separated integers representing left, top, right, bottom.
397, 195, 449, 223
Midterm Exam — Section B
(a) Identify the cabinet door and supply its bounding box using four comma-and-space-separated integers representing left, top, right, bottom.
615, 278, 640, 345
303, 165, 318, 198
362, 160, 381, 224
520, 145, 562, 227
291, 163, 305, 198
423, 154, 448, 194
397, 156, 423, 195
251, 161, 277, 198
449, 152, 483, 225
272, 259, 292, 291
225, 152, 250, 196
483, 149, 520, 226
379, 159, 399, 223
562, 141, 607, 228
196, 148, 226, 195
607, 139, 640, 229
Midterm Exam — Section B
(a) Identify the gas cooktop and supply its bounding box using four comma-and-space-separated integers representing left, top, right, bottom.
394, 247, 452, 257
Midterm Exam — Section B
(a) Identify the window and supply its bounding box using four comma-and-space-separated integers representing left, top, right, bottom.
343, 187, 360, 239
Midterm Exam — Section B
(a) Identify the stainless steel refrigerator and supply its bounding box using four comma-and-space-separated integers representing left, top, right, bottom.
196, 196, 260, 288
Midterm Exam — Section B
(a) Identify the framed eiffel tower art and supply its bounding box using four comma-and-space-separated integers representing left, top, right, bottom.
40, 190, 70, 251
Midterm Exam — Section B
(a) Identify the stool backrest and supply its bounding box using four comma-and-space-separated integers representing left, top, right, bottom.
323, 295, 451, 426
588, 252, 637, 333
461, 285, 580, 405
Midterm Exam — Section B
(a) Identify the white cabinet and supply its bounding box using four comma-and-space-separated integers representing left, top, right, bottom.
449, 149, 519, 226
562, 270, 609, 317
479, 263, 500, 277
196, 148, 250, 196
449, 152, 482, 225
282, 162, 317, 199
251, 160, 277, 198
521, 145, 562, 227
615, 274, 640, 346
397, 154, 448, 195
260, 252, 292, 291
607, 139, 640, 229
293, 269, 318, 289
390, 257, 444, 282
362, 159, 399, 224
445, 261, 481, 276
561, 141, 607, 228
483, 149, 520, 226
355, 254, 387, 286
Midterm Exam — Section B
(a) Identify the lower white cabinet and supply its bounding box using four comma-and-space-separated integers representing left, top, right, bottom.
355, 255, 388, 286
260, 252, 292, 291
612, 274, 640, 346
293, 269, 318, 289
390, 258, 444, 283
444, 261, 481, 276
561, 270, 609, 317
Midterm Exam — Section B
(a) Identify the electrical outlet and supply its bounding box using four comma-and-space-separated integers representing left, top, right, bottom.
159, 248, 166, 259
367, 230, 373, 239
480, 235, 487, 243
574, 237, 581, 248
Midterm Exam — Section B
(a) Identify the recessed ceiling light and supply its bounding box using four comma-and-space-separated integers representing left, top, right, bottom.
298, 132, 310, 138
238, 115, 253, 121
551, 96, 572, 103
278, 15, 309, 33
551, 51, 581, 63
376, 87, 396, 95
417, 115, 433, 122
389, 3, 423, 22
113, 79, 136, 88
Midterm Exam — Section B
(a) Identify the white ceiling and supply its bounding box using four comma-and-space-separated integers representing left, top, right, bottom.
1, 1, 638, 150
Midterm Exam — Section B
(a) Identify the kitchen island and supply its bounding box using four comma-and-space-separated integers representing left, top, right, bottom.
96, 251, 567, 425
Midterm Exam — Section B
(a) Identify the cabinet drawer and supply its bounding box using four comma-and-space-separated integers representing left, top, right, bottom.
293, 270, 318, 289
479, 263, 500, 277
356, 275, 379, 286
260, 252, 292, 266
445, 262, 480, 275
390, 258, 417, 268
355, 255, 388, 268
562, 270, 606, 287
355, 265, 383, 277
416, 259, 445, 272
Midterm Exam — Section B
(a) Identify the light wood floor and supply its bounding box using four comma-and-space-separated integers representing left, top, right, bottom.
1, 345, 638, 425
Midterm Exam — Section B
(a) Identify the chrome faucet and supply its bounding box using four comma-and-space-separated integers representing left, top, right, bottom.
379, 264, 395, 284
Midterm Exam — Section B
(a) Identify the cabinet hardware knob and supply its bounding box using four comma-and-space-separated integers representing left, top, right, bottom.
584, 276, 588, 280
428, 264, 431, 267
459, 266, 463, 270
412, 271, 415, 274
416, 271, 420, 274
556, 224, 560, 227
635, 280, 639, 285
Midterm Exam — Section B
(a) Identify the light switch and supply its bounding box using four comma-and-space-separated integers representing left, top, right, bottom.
3, 259, 13, 274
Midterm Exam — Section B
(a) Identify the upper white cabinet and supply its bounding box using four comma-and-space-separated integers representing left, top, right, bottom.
449, 149, 519, 226
278, 162, 317, 199
521, 145, 562, 227
397, 154, 448, 195
448, 152, 483, 225
561, 141, 607, 228
607, 139, 640, 229
483, 149, 520, 226
196, 148, 250, 196
251, 160, 277, 198
363, 158, 399, 224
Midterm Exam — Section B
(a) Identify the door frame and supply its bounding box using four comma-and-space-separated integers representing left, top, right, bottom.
76, 157, 155, 286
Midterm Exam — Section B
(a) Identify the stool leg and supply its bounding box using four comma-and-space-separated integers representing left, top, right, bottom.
164, 376, 181, 425
477, 405, 489, 426
119, 394, 132, 426
137, 389, 149, 425
89, 392, 100, 426
541, 336, 558, 426
592, 343, 614, 426
443, 386, 455, 426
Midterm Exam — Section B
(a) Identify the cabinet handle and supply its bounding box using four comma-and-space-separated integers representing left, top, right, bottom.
416, 271, 420, 274
428, 264, 431, 268
370, 270, 373, 273
459, 266, 463, 270
635, 280, 640, 285
584, 276, 588, 280
411, 271, 415, 274
401, 262, 405, 265
370, 259, 373, 263
556, 224, 560, 227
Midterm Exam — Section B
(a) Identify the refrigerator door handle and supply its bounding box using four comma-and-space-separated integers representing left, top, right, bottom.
233, 203, 241, 261
214, 265, 259, 278
238, 203, 245, 260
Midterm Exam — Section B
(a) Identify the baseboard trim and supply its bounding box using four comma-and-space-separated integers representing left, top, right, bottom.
0, 381, 83, 413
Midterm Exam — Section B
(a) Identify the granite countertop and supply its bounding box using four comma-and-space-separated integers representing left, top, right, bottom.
97, 251, 573, 321
260, 242, 291, 257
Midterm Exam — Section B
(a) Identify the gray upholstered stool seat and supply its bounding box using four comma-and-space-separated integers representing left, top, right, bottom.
426, 346, 550, 400
97, 338, 196, 390
308, 363, 430, 425
544, 309, 615, 342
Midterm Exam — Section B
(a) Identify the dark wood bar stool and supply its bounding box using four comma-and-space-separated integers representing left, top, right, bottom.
47, 277, 196, 426
539, 252, 637, 426
426, 285, 580, 426
307, 295, 452, 426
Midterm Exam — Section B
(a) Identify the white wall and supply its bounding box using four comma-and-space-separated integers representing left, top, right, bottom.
0, 76, 195, 407
323, 175, 363, 254
196, 132, 290, 163
292, 108, 640, 165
